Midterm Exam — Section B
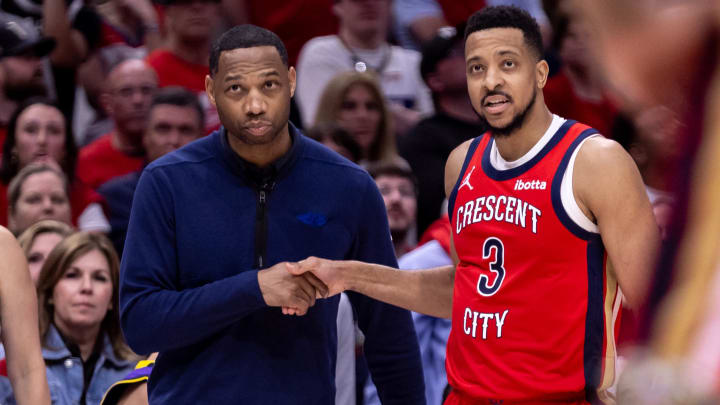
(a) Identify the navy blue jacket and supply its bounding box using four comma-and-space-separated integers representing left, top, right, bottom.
119, 126, 425, 404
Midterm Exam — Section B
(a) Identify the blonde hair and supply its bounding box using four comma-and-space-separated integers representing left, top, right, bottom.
313, 72, 398, 163
17, 220, 74, 258
36, 232, 135, 360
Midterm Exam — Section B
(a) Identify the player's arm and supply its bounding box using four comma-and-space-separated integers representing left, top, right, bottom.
0, 227, 50, 405
291, 140, 472, 318
574, 137, 660, 309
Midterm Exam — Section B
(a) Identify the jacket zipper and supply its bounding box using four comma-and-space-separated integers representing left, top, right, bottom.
254, 182, 273, 269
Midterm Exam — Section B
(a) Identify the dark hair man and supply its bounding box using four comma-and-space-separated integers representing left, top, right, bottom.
119, 24, 425, 404
98, 86, 204, 257
289, 6, 659, 404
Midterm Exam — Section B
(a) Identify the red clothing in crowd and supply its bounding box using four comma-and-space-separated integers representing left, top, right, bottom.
436, 0, 486, 27
146, 49, 220, 133
246, 0, 338, 67
76, 133, 144, 190
0, 179, 105, 227
543, 71, 618, 137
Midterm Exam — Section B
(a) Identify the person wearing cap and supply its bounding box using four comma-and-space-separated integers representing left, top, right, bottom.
399, 25, 486, 237
145, 0, 222, 134
0, 12, 55, 148
295, 0, 433, 136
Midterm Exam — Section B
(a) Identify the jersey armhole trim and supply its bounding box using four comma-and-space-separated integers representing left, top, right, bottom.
560, 135, 601, 233
448, 136, 483, 225
551, 128, 600, 240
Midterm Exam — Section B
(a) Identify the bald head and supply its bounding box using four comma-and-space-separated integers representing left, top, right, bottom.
103, 59, 158, 143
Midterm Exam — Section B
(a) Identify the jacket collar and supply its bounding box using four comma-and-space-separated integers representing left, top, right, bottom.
42, 324, 131, 368
217, 122, 304, 185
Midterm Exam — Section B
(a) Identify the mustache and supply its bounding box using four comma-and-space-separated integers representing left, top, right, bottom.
482, 90, 512, 105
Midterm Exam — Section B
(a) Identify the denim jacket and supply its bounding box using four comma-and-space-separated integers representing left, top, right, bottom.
0, 324, 134, 405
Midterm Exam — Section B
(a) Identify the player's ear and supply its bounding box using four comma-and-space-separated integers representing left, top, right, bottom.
536, 59, 549, 89
288, 66, 297, 98
205, 74, 217, 107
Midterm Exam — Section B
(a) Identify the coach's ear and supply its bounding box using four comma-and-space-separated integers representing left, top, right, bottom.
536, 60, 549, 89
205, 75, 217, 107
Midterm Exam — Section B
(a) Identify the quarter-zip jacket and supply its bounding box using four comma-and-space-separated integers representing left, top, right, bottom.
119, 124, 425, 404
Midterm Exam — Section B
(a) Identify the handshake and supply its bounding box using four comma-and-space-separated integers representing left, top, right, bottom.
257, 257, 346, 316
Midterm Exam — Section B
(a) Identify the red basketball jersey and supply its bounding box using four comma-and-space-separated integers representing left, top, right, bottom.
445, 119, 620, 404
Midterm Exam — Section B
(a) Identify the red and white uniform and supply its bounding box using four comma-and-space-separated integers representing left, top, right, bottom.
445, 115, 621, 405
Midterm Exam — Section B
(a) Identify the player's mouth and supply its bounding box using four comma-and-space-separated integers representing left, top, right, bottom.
483, 94, 511, 114
244, 122, 272, 137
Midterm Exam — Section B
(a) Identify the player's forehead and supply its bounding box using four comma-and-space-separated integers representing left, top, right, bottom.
465, 27, 528, 62
217, 46, 285, 80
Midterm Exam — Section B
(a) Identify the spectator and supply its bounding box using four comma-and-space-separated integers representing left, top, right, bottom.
98, 86, 204, 257
76, 59, 157, 189
0, 227, 51, 405
314, 72, 398, 165
0, 13, 55, 147
368, 160, 418, 257
305, 123, 362, 163
17, 219, 74, 284
146, 0, 222, 133
400, 25, 486, 235
6, 164, 72, 236
296, 0, 433, 134
392, 0, 448, 50
543, 14, 617, 136
0, 232, 136, 404
0, 98, 110, 232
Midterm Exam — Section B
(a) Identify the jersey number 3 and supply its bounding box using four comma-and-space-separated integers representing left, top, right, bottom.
477, 237, 506, 296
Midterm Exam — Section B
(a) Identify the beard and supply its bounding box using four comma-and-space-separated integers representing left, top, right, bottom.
476, 88, 537, 138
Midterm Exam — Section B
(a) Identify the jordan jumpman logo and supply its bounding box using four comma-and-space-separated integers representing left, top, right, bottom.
459, 166, 475, 191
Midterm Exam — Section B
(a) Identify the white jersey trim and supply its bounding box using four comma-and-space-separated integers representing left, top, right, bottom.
489, 114, 565, 169
560, 135, 600, 233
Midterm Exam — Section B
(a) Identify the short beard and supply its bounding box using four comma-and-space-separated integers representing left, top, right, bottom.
477, 88, 537, 138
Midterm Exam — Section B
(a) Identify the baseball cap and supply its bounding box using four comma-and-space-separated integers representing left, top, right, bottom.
0, 13, 55, 59
420, 24, 465, 80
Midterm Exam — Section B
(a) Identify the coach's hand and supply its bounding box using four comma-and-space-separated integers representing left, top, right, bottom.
258, 262, 328, 316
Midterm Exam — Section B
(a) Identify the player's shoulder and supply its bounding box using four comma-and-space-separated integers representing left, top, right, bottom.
576, 135, 631, 170
444, 138, 479, 196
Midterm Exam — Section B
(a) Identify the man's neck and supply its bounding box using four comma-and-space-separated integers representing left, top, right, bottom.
437, 93, 481, 124
338, 27, 385, 50
168, 35, 210, 66
391, 229, 412, 257
227, 125, 292, 168
112, 130, 144, 155
493, 102, 554, 162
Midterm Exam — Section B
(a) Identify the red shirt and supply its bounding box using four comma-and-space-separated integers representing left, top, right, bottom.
246, 0, 337, 67
76, 133, 144, 190
146, 49, 220, 133
544, 71, 618, 137
0, 178, 105, 228
445, 121, 619, 403
436, 0, 486, 27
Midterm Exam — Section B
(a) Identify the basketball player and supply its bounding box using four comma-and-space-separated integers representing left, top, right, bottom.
288, 6, 660, 404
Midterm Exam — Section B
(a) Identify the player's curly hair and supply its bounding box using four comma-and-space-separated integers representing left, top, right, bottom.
464, 6, 543, 60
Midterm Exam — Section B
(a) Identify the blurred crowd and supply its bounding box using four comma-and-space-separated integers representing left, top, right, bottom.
0, 0, 718, 404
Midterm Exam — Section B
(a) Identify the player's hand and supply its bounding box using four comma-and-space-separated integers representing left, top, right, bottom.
257, 262, 328, 316
288, 257, 347, 298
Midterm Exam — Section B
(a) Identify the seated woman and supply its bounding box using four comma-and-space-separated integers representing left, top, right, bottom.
17, 220, 74, 284
313, 72, 400, 166
1, 232, 137, 404
0, 226, 50, 404
0, 98, 110, 232
6, 164, 72, 236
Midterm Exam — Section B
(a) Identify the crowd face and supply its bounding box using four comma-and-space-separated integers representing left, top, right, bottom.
166, 0, 220, 42
434, 42, 469, 94
144, 104, 203, 162
334, 0, 391, 39
207, 46, 295, 147
10, 171, 71, 235
13, 103, 66, 168
52, 249, 113, 334
27, 232, 65, 284
0, 54, 46, 100
376, 175, 417, 234
465, 28, 543, 136
337, 83, 381, 154
105, 60, 158, 140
